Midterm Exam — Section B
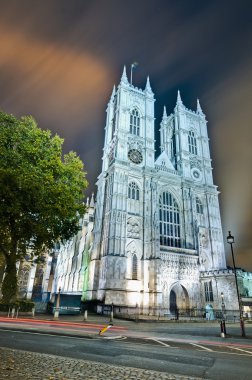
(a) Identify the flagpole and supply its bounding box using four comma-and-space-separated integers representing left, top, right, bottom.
130, 62, 138, 85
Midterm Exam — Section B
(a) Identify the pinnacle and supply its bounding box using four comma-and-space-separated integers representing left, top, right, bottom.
90, 193, 95, 207
177, 90, 183, 105
162, 105, 168, 119
197, 98, 204, 115
120, 65, 129, 85
145, 76, 153, 95
108, 85, 116, 103
111, 85, 116, 98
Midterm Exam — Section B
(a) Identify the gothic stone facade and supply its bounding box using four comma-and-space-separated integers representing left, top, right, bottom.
1, 68, 252, 315
83, 67, 231, 313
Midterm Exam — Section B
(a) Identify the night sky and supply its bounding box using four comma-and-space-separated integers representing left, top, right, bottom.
0, 0, 251, 270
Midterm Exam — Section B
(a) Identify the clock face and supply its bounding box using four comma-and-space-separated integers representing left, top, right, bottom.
191, 168, 202, 181
193, 170, 200, 178
128, 149, 143, 164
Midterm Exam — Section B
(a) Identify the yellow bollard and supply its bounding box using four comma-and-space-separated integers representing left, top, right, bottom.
99, 324, 113, 335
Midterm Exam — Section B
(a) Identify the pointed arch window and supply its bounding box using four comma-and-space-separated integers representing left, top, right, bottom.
196, 197, 203, 214
159, 192, 181, 248
130, 109, 140, 136
188, 130, 197, 155
132, 254, 138, 280
128, 182, 140, 200
204, 281, 214, 302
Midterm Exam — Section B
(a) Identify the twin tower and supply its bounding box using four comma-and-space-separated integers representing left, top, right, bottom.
83, 66, 228, 313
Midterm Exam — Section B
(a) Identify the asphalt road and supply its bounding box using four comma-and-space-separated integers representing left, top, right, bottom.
0, 329, 251, 379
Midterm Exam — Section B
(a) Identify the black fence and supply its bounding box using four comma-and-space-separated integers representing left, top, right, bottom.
96, 304, 252, 322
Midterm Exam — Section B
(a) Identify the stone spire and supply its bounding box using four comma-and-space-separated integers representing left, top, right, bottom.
196, 98, 204, 115
162, 105, 168, 120
110, 85, 116, 100
90, 193, 95, 208
145, 76, 153, 95
107, 85, 116, 106
174, 90, 185, 112
120, 65, 129, 85
86, 197, 89, 207
176, 90, 183, 106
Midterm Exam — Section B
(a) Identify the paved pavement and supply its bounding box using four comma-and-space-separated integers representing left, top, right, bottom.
0, 347, 202, 380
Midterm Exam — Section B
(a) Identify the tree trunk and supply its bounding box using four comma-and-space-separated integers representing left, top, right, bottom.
1, 254, 17, 303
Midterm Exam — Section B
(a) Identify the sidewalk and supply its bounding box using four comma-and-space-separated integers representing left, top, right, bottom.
1, 312, 252, 347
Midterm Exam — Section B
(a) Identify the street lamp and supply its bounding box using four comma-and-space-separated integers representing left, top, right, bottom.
221, 292, 226, 320
54, 287, 61, 319
220, 292, 226, 337
227, 231, 245, 337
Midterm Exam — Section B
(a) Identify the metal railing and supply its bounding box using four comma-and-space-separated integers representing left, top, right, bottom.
96, 305, 252, 322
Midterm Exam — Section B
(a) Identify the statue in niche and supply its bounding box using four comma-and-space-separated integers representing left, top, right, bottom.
198, 227, 211, 270
114, 260, 124, 279
127, 218, 140, 238
199, 228, 209, 249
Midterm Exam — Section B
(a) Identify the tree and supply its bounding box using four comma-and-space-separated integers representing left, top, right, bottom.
0, 111, 88, 302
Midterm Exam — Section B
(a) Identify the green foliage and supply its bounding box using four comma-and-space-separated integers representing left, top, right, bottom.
0, 299, 34, 312
15, 299, 35, 312
0, 110, 88, 302
0, 302, 15, 312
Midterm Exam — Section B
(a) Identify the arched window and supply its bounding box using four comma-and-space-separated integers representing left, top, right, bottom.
159, 192, 181, 247
130, 109, 140, 136
132, 254, 138, 280
188, 130, 197, 155
128, 182, 140, 200
196, 197, 203, 214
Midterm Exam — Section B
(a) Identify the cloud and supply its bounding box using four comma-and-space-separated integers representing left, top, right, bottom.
205, 59, 252, 270
0, 24, 112, 137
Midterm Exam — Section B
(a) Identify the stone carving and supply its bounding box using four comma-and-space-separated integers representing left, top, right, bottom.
199, 228, 209, 249
160, 253, 198, 281
128, 137, 144, 152
127, 218, 140, 238
190, 157, 202, 171
198, 227, 211, 270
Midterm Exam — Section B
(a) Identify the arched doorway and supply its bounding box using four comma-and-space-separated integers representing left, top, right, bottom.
169, 283, 189, 317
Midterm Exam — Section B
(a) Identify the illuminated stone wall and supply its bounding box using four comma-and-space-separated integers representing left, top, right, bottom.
50, 195, 94, 302
84, 68, 228, 312
47, 69, 250, 314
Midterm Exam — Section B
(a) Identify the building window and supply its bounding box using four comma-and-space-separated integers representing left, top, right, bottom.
132, 254, 138, 280
196, 197, 203, 214
188, 130, 197, 155
130, 109, 140, 136
159, 192, 181, 248
204, 281, 214, 302
128, 182, 140, 200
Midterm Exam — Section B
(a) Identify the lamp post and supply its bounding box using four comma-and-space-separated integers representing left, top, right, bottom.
227, 231, 245, 337
54, 287, 61, 319
221, 292, 226, 320
220, 292, 226, 337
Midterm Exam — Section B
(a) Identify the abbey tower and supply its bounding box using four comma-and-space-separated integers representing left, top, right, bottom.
84, 67, 227, 313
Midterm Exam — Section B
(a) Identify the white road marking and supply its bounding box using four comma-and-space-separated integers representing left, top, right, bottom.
190, 343, 213, 352
146, 338, 171, 347
102, 335, 126, 340
227, 346, 252, 355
